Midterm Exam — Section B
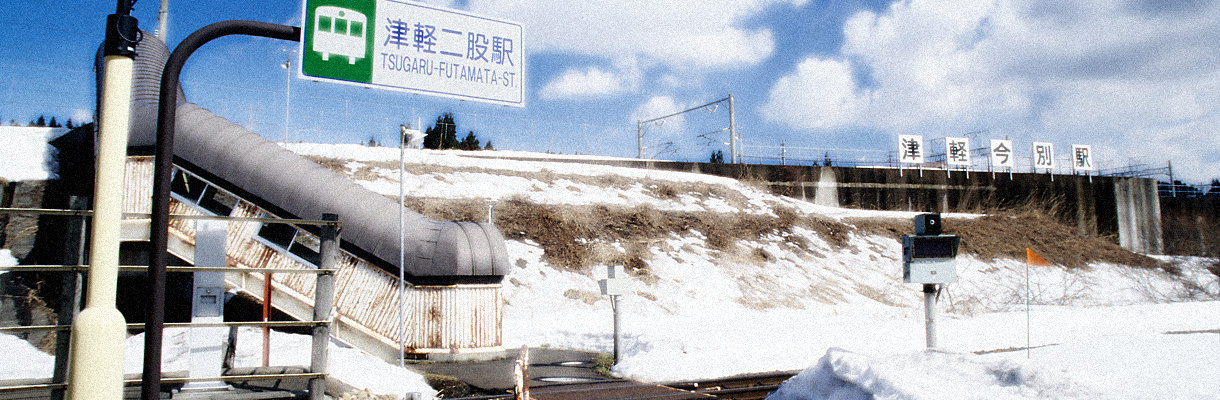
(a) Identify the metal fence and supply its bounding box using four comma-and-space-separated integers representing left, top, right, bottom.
0, 205, 339, 399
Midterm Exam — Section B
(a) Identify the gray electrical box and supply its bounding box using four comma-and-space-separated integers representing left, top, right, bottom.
193, 286, 224, 317
902, 234, 960, 284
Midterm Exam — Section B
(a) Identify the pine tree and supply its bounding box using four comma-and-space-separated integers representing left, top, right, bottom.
423, 113, 458, 150
35, 115, 46, 127
49, 117, 60, 127
709, 149, 724, 164
483, 140, 495, 151
459, 131, 480, 150
423, 125, 439, 149
66, 119, 75, 129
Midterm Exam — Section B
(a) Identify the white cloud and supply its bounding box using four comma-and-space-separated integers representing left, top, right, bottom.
761, 58, 866, 130
539, 67, 625, 99
468, 0, 807, 70
761, 0, 1220, 181
538, 58, 642, 100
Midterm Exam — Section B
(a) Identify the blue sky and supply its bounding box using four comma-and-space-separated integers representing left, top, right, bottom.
2, 0, 1217, 183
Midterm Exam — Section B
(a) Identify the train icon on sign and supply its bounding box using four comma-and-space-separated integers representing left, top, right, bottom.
312, 6, 367, 64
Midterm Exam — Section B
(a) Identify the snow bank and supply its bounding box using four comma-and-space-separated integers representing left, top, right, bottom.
0, 126, 66, 181
0, 332, 56, 380
767, 347, 1096, 400
769, 332, 1220, 400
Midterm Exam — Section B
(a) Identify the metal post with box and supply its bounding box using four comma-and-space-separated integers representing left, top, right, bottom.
599, 265, 629, 365
900, 213, 960, 348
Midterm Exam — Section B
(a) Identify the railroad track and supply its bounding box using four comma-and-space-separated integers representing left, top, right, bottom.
449, 371, 796, 400
669, 371, 795, 400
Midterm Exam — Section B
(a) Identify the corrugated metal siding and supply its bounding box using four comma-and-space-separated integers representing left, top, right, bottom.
126, 157, 503, 353
124, 156, 154, 216
407, 285, 503, 350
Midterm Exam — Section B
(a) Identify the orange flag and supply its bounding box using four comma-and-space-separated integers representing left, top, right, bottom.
1026, 248, 1050, 266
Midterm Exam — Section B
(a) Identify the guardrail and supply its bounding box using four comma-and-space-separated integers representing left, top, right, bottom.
0, 205, 339, 399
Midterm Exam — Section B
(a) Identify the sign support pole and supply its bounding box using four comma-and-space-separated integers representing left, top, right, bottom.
923, 283, 937, 348
600, 265, 628, 365
612, 294, 622, 364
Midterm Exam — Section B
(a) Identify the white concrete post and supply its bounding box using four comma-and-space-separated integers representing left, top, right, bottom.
181, 220, 230, 392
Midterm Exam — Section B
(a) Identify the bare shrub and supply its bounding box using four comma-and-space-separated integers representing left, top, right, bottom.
495, 196, 593, 272
647, 183, 678, 199
351, 165, 381, 181
563, 289, 601, 305
304, 155, 349, 175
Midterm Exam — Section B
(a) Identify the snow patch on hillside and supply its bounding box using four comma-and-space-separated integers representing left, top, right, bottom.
0, 126, 66, 181
501, 222, 1219, 382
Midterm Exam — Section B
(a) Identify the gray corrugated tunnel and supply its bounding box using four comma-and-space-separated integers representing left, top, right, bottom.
108, 33, 509, 279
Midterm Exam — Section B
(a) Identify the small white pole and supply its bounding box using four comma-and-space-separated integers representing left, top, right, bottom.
1026, 261, 1031, 358
398, 122, 407, 368
924, 283, 937, 348
612, 294, 622, 363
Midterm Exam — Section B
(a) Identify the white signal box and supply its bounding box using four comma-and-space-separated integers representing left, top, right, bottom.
902, 234, 960, 284
599, 265, 630, 296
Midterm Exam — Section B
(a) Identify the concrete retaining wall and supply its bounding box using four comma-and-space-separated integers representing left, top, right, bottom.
1161, 197, 1220, 257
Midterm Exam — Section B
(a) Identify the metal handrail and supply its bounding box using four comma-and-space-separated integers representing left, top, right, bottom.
0, 373, 327, 393
0, 320, 331, 334
0, 207, 342, 227
0, 265, 337, 274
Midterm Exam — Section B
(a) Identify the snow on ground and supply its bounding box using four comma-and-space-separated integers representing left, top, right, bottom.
0, 126, 66, 181
502, 230, 1220, 383
0, 249, 15, 278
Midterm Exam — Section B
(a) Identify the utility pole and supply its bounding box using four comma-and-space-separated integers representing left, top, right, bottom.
780, 139, 787, 166
728, 94, 737, 164
636, 120, 644, 159
68, 2, 138, 398
158, 0, 169, 41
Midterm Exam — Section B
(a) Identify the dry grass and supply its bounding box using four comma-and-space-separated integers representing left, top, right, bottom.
406, 196, 852, 278
402, 192, 1166, 282
852, 211, 1165, 270
304, 155, 349, 175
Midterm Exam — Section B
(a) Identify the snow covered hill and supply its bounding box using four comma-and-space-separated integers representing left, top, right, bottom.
288, 144, 1220, 398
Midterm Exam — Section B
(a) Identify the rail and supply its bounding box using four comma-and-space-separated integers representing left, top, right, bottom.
0, 373, 327, 393
0, 205, 339, 399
